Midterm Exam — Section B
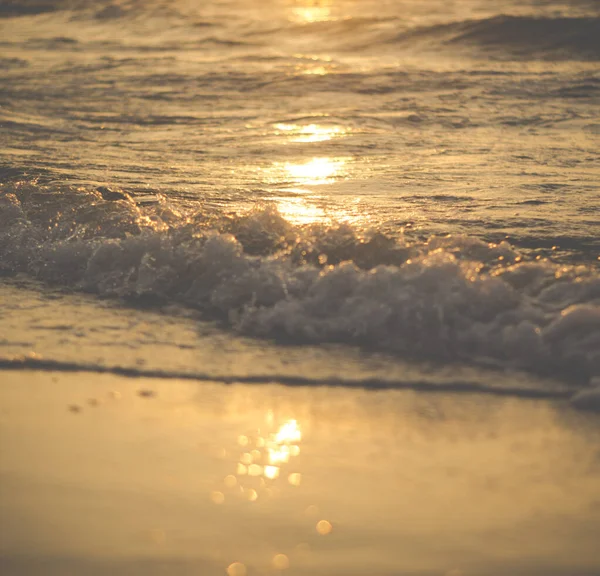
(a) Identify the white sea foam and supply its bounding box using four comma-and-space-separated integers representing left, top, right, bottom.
1, 183, 599, 387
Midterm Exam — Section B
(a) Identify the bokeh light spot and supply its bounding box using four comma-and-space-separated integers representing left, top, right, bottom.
264, 465, 280, 480
288, 472, 302, 486
224, 475, 237, 488
210, 491, 225, 505
227, 562, 247, 576
272, 553, 290, 570
316, 520, 333, 535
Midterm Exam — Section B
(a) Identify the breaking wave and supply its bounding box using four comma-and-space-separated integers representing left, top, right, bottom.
1, 181, 599, 386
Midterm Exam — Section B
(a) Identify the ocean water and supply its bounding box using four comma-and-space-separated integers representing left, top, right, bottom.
1, 0, 599, 404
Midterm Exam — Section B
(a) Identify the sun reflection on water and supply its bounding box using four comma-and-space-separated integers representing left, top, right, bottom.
274, 123, 347, 143
291, 5, 332, 22
262, 157, 347, 188
284, 157, 347, 185
216, 418, 303, 504
213, 415, 334, 573
274, 197, 327, 225
301, 65, 330, 75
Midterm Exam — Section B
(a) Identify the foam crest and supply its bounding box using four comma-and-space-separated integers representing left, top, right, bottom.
1, 182, 599, 385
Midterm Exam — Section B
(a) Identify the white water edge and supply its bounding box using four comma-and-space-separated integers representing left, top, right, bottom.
1, 277, 598, 412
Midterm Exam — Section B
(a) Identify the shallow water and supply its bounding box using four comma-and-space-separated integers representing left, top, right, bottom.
1, 0, 599, 392
1, 371, 600, 576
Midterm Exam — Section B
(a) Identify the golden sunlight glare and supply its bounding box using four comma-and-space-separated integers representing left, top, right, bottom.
284, 157, 346, 185
274, 419, 302, 443
273, 197, 327, 225
290, 5, 332, 22
274, 123, 346, 142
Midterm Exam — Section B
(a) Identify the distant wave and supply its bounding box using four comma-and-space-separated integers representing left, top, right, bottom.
1, 181, 599, 387
0, 0, 195, 20
0, 1, 62, 17
4, 1, 599, 62
391, 15, 600, 60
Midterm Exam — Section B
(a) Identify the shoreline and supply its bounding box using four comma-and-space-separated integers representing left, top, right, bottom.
0, 358, 574, 400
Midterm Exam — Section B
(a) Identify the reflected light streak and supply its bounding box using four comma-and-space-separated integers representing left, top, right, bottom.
291, 6, 332, 22
264, 465, 280, 480
300, 65, 330, 75
268, 444, 290, 465
274, 197, 327, 225
274, 123, 346, 142
275, 419, 302, 443
219, 419, 303, 506
284, 157, 346, 185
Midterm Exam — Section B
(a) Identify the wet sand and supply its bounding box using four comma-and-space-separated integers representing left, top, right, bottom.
1, 370, 599, 576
